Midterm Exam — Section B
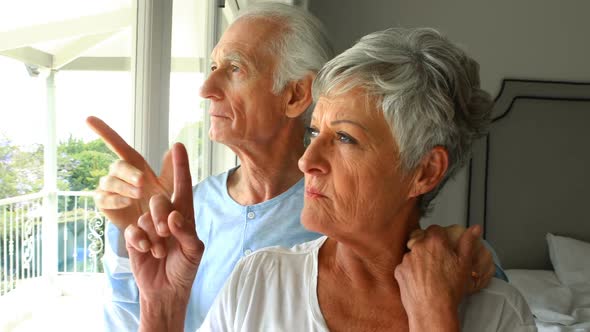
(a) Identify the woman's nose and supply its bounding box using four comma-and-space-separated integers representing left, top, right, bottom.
298, 137, 330, 176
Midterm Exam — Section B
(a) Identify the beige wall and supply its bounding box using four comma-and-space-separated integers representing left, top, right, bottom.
309, 0, 590, 226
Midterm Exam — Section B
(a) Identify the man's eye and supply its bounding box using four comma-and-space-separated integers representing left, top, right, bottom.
337, 132, 357, 144
231, 65, 240, 73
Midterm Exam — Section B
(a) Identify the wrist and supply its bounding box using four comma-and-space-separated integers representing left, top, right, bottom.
407, 304, 459, 332
139, 295, 188, 332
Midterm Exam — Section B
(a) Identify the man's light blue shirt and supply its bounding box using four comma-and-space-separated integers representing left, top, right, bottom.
102, 168, 322, 331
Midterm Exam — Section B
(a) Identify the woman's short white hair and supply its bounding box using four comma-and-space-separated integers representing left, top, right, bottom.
237, 2, 334, 96
312, 28, 492, 215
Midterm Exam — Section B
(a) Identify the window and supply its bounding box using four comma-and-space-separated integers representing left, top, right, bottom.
0, 57, 46, 199
0, 0, 215, 330
169, 0, 210, 183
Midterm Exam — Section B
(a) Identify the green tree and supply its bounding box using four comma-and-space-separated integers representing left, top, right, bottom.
58, 136, 117, 192
0, 140, 44, 198
13, 144, 44, 193
0, 135, 117, 199
174, 121, 204, 181
0, 135, 18, 199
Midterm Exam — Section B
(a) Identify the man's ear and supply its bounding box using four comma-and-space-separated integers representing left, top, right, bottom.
409, 146, 449, 198
285, 74, 314, 118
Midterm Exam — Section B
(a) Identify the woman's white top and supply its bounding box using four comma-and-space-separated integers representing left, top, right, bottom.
199, 236, 537, 332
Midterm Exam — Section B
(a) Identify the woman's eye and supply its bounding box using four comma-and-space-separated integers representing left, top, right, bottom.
337, 132, 357, 144
210, 65, 217, 71
305, 126, 319, 138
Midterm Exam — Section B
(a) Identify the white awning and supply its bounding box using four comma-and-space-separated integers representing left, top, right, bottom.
0, 0, 208, 71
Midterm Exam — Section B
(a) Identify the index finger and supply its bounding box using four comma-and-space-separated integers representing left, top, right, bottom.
86, 116, 144, 164
171, 142, 194, 218
407, 229, 425, 249
457, 225, 482, 261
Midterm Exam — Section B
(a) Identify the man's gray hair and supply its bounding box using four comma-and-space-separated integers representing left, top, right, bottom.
237, 2, 334, 99
312, 28, 492, 215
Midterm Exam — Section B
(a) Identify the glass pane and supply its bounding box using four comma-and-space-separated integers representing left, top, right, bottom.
55, 70, 132, 192
0, 56, 46, 199
0, 1, 135, 330
53, 18, 134, 289
169, 0, 210, 183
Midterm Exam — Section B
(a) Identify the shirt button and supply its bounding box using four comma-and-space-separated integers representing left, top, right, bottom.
247, 211, 255, 219
244, 249, 252, 256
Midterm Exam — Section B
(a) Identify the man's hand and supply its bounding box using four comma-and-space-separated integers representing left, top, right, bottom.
407, 224, 494, 294
124, 143, 204, 332
395, 225, 481, 332
87, 116, 174, 233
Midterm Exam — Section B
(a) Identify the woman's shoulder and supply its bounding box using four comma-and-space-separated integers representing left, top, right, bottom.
246, 236, 327, 262
235, 236, 327, 277
258, 235, 328, 254
460, 279, 537, 331
205, 237, 327, 330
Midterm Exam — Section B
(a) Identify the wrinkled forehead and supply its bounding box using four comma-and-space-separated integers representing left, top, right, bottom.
312, 88, 382, 122
211, 17, 283, 65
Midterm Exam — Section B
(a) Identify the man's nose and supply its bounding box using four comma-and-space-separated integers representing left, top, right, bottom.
199, 71, 223, 101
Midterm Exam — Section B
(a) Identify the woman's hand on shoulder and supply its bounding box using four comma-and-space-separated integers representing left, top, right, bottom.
395, 225, 482, 332
407, 224, 494, 294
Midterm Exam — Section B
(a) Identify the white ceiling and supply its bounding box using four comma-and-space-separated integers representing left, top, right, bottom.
0, 0, 208, 70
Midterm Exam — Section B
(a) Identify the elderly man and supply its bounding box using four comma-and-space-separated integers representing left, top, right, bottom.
90, 3, 499, 331
93, 4, 333, 331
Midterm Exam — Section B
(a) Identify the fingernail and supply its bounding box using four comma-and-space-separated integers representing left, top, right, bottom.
472, 225, 482, 237
157, 222, 169, 234
119, 197, 131, 205
139, 240, 149, 251
131, 173, 141, 185
154, 246, 165, 258
174, 217, 183, 229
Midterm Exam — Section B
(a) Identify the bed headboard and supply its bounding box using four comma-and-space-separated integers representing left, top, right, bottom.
467, 79, 590, 270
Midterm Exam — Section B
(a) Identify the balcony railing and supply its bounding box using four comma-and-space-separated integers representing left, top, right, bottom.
0, 191, 106, 296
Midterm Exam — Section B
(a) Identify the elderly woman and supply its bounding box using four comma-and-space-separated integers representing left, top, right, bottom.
130, 28, 535, 331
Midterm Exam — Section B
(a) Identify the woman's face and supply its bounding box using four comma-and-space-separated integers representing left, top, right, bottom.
298, 88, 416, 241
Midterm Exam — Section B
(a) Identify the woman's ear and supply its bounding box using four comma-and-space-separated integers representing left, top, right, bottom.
285, 74, 314, 118
409, 146, 449, 198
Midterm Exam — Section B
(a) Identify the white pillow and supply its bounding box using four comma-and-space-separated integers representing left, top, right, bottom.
547, 233, 590, 288
506, 269, 576, 325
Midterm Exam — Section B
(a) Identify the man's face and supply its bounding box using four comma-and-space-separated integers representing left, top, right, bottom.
200, 18, 290, 148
